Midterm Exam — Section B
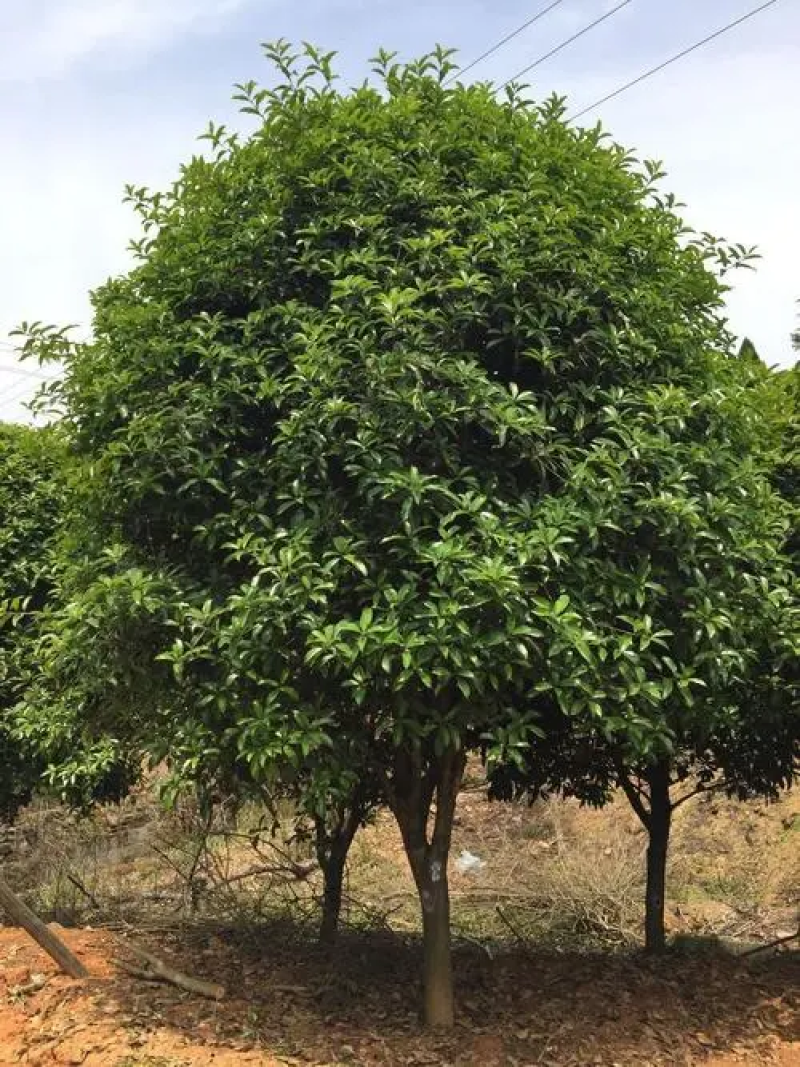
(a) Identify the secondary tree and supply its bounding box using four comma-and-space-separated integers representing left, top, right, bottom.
0, 423, 62, 820
491, 359, 799, 952
17, 43, 790, 1024
1, 421, 140, 812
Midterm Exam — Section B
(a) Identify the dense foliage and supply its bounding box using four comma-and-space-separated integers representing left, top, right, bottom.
0, 424, 64, 819
17, 44, 799, 1022
0, 423, 138, 820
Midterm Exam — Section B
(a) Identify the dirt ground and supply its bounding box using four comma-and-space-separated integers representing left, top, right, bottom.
0, 921, 797, 1067
1, 784, 798, 1065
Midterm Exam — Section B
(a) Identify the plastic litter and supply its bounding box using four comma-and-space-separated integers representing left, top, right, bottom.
455, 849, 486, 874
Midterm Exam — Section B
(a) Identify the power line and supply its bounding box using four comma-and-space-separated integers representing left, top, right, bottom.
0, 364, 52, 381
0, 390, 35, 415
447, 0, 568, 84
501, 0, 634, 90
0, 380, 41, 407
572, 0, 783, 121
0, 372, 57, 417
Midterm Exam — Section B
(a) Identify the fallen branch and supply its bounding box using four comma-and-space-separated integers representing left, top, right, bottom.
738, 928, 799, 958
115, 937, 225, 1000
0, 874, 89, 979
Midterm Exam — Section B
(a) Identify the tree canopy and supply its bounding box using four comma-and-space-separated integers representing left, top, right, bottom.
1, 423, 139, 819
17, 44, 798, 1024
0, 424, 65, 819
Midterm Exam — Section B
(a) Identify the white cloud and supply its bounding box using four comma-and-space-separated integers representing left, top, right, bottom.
0, 0, 254, 81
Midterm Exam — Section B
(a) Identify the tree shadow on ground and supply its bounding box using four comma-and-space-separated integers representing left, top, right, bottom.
103, 917, 799, 1065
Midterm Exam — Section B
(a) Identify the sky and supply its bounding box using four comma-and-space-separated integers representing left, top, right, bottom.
1, 0, 798, 422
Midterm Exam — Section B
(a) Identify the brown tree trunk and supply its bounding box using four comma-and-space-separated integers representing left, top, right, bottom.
0, 874, 89, 978
420, 864, 454, 1028
317, 836, 349, 945
644, 762, 672, 954
314, 788, 365, 945
389, 745, 465, 1029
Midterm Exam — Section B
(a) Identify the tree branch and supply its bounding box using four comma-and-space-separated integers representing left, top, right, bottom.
616, 766, 651, 829
431, 747, 466, 857
671, 778, 728, 811
117, 937, 225, 999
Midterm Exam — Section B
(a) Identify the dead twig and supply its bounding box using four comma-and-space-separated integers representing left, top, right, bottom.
496, 904, 532, 953
66, 872, 102, 911
739, 927, 799, 958
9, 974, 48, 997
223, 859, 317, 886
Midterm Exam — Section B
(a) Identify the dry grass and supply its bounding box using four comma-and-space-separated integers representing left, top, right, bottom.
3, 781, 798, 953
4, 793, 322, 933
345, 784, 800, 950
668, 788, 800, 940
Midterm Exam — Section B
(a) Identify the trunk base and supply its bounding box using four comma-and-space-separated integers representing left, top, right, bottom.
421, 875, 454, 1028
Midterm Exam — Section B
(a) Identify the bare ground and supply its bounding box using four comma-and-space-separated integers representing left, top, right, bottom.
0, 922, 798, 1066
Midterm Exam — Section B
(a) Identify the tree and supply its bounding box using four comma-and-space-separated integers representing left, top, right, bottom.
0, 424, 64, 820
491, 361, 799, 952
302, 724, 384, 944
18, 43, 785, 1024
1, 422, 140, 815
0, 423, 110, 979
194, 717, 384, 944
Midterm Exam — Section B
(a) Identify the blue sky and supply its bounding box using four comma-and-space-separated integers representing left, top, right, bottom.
1, 0, 798, 420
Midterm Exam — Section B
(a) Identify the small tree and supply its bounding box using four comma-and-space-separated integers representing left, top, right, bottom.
19, 43, 783, 1024
164, 719, 383, 944
301, 725, 384, 944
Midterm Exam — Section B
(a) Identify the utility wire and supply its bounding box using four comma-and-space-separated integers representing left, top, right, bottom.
447, 0, 568, 84
501, 0, 634, 90
0, 364, 51, 381
0, 378, 41, 404
572, 0, 783, 120
0, 386, 40, 413
0, 372, 56, 416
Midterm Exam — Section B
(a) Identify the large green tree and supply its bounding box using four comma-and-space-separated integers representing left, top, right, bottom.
18, 44, 793, 1024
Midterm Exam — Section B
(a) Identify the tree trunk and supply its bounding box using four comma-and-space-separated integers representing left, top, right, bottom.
0, 874, 89, 978
314, 790, 365, 945
644, 762, 672, 954
419, 863, 454, 1028
389, 745, 465, 1029
318, 836, 348, 945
